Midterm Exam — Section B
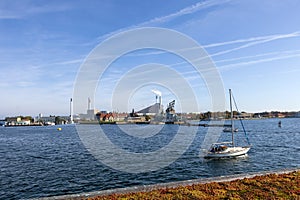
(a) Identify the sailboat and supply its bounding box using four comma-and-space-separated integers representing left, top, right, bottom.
204, 89, 251, 159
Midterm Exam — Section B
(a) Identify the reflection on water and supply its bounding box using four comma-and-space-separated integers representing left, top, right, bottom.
204, 155, 250, 176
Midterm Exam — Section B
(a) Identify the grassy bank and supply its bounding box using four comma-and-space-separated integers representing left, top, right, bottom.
87, 170, 299, 200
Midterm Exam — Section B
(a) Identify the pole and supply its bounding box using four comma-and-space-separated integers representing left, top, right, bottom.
229, 89, 234, 146
70, 98, 73, 124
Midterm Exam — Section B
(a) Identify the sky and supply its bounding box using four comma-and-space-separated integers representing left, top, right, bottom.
1, 0, 300, 118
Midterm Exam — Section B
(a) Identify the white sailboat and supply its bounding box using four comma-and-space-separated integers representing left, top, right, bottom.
204, 89, 251, 159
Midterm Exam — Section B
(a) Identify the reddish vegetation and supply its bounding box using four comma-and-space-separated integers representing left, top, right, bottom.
86, 171, 299, 200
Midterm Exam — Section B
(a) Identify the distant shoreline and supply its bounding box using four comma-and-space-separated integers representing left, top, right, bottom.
2, 117, 295, 127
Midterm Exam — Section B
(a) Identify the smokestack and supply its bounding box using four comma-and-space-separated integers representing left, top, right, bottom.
151, 89, 162, 97
70, 98, 73, 124
151, 89, 162, 105
88, 97, 91, 110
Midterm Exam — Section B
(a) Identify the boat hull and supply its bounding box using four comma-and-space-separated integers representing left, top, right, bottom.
204, 146, 250, 159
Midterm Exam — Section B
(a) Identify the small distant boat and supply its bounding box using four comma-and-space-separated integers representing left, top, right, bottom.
205, 89, 251, 159
223, 127, 238, 132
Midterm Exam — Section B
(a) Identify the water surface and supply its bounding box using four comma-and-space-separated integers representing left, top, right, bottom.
0, 118, 299, 199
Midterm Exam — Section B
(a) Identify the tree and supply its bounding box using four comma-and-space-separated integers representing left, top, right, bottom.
55, 116, 61, 125
145, 115, 151, 121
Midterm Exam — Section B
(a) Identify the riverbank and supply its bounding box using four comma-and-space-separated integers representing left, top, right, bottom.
42, 169, 299, 199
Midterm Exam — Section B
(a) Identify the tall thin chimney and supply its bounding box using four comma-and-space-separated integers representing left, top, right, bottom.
88, 97, 91, 110
70, 98, 73, 124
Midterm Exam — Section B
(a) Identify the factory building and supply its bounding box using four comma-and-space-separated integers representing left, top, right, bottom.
136, 89, 164, 116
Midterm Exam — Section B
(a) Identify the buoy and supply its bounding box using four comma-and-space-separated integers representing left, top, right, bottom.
57, 127, 62, 131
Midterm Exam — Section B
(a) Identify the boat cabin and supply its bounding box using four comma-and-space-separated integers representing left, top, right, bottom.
209, 143, 229, 153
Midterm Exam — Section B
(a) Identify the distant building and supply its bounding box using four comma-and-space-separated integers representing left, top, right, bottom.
126, 110, 145, 122
37, 116, 55, 124
114, 112, 128, 121
237, 112, 253, 119
77, 97, 99, 120
96, 112, 115, 122
136, 103, 163, 116
5, 117, 31, 126
36, 115, 69, 125
87, 109, 98, 120
79, 109, 98, 120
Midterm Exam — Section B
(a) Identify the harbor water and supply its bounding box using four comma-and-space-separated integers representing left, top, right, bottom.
0, 118, 299, 199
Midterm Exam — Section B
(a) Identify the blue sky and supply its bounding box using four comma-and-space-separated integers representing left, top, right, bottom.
1, 0, 300, 118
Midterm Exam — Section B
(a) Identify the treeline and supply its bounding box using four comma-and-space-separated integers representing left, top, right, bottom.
179, 110, 299, 120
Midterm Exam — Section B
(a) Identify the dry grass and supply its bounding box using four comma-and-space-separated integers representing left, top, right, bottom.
86, 171, 299, 200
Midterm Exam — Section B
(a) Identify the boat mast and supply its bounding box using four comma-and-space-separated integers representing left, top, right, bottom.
229, 89, 234, 146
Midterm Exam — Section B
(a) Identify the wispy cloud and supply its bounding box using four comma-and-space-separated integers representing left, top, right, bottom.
93, 31, 300, 90
162, 49, 300, 76
88, 29, 300, 95
209, 31, 300, 57
54, 58, 84, 66
139, 0, 232, 26
218, 51, 300, 71
0, 64, 41, 88
0, 1, 71, 19
97, 0, 233, 42
215, 49, 300, 64
113, 31, 300, 62
87, 1, 299, 60
131, 32, 300, 67
203, 31, 300, 48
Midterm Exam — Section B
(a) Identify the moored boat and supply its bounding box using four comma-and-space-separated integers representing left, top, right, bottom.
204, 142, 250, 158
205, 89, 251, 159
223, 127, 238, 132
